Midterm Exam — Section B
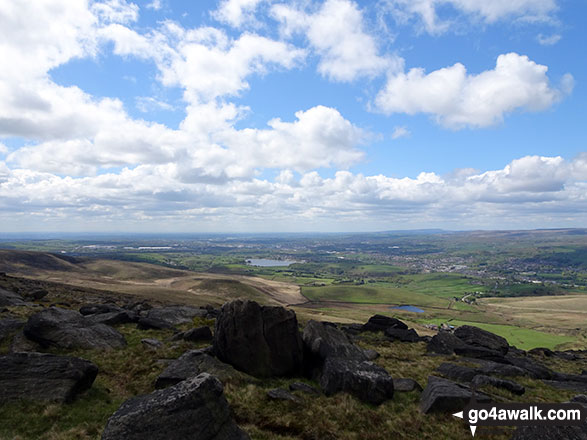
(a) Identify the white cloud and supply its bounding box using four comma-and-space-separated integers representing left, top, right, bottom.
91, 0, 139, 24
157, 29, 307, 102
391, 126, 410, 139
146, 0, 162, 11
0, 142, 7, 154
537, 33, 561, 45
1, 154, 585, 231
374, 53, 572, 129
382, 0, 558, 34
213, 0, 264, 28
272, 0, 400, 82
0, 0, 98, 80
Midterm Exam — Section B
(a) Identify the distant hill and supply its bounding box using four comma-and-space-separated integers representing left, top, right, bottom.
0, 249, 84, 274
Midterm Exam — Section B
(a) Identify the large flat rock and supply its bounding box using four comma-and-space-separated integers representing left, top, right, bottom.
0, 352, 98, 403
24, 307, 126, 350
102, 373, 249, 440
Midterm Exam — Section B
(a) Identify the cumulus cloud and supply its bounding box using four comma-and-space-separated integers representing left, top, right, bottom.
272, 0, 400, 82
374, 53, 573, 129
159, 30, 307, 101
382, 0, 558, 34
212, 0, 264, 28
1, 154, 585, 231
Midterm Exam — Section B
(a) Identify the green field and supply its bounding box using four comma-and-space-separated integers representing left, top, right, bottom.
302, 284, 451, 307
421, 318, 577, 351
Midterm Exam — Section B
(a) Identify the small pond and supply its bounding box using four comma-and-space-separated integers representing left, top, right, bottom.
391, 305, 425, 313
246, 258, 297, 267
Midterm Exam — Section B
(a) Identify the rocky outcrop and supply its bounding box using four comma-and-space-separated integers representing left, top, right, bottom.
0, 352, 98, 403
385, 327, 420, 342
471, 374, 525, 395
302, 320, 367, 362
435, 363, 479, 382
543, 380, 587, 393
214, 300, 303, 378
0, 318, 25, 344
362, 315, 407, 332
506, 355, 553, 379
427, 331, 467, 355
102, 373, 249, 440
320, 358, 394, 405
420, 376, 490, 414
79, 304, 123, 316
155, 348, 252, 389
24, 307, 126, 350
0, 288, 26, 307
146, 306, 208, 326
85, 310, 137, 326
453, 325, 509, 355
177, 326, 213, 342
302, 319, 394, 404
136, 317, 174, 330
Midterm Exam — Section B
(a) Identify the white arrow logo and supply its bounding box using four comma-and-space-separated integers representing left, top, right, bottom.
453, 411, 477, 436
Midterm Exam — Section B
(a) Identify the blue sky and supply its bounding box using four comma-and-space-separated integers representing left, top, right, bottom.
0, 0, 585, 232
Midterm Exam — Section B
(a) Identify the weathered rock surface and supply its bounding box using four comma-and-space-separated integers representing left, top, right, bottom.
420, 376, 490, 414
552, 372, 587, 384
385, 327, 420, 342
427, 331, 467, 355
453, 345, 509, 363
543, 380, 587, 393
136, 316, 174, 330
471, 374, 525, 395
85, 310, 137, 326
303, 320, 367, 362
155, 349, 252, 388
102, 373, 249, 440
393, 378, 423, 393
181, 326, 213, 342
506, 355, 553, 379
435, 363, 479, 383
0, 288, 26, 307
0, 318, 25, 344
146, 306, 208, 326
362, 314, 408, 332
9, 330, 41, 352
24, 307, 126, 350
0, 352, 98, 403
214, 300, 303, 378
475, 360, 528, 378
319, 358, 394, 405
79, 304, 123, 316
453, 325, 509, 355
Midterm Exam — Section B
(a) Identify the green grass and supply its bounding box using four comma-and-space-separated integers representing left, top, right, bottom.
302, 285, 450, 308
421, 319, 576, 350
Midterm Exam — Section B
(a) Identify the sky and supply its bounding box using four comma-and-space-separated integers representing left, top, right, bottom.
0, 0, 586, 233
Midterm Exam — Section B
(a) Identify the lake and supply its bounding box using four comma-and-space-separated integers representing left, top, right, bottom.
391, 305, 425, 313
246, 258, 297, 267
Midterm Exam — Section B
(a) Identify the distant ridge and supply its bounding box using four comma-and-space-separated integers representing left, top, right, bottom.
0, 249, 83, 275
